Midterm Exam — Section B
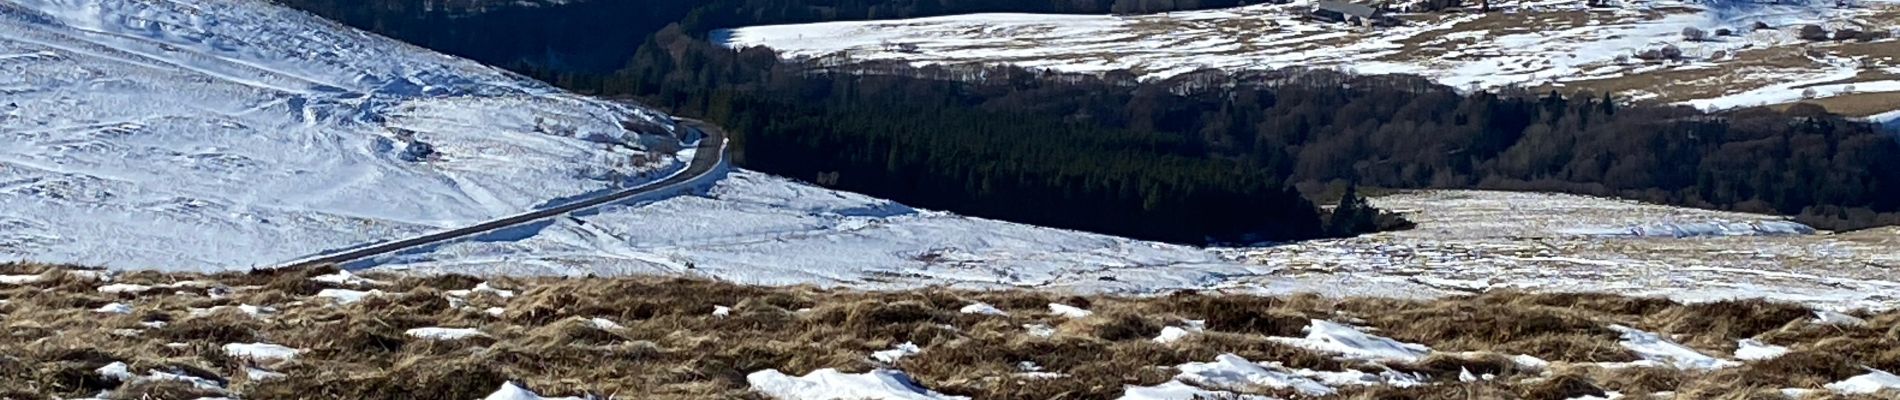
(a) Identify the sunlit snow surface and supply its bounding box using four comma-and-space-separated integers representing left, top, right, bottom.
5, 0, 1898, 314
715, 0, 1900, 114
0, 0, 680, 270
375, 168, 1900, 310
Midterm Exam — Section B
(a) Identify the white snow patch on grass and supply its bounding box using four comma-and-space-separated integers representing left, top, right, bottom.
1174, 354, 1336, 396
97, 283, 154, 294
93, 302, 133, 314
1826, 368, 1900, 395
1815, 310, 1868, 327
1153, 326, 1198, 344
1118, 380, 1272, 400
1733, 339, 1789, 361
0, 274, 44, 285
1024, 323, 1057, 338
1609, 325, 1738, 370
189, 304, 276, 318
747, 368, 969, 400
958, 302, 1007, 316
446, 282, 515, 298
314, 289, 380, 305
245, 367, 285, 381
1268, 320, 1432, 363
586, 317, 623, 330
871, 342, 922, 364
1048, 303, 1093, 319
310, 270, 382, 286
97, 362, 133, 381
222, 343, 300, 362
483, 382, 584, 400
405, 327, 486, 340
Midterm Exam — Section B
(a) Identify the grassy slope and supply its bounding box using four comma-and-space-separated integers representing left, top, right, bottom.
0, 262, 1895, 399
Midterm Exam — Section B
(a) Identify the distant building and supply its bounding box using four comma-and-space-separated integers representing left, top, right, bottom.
1309, 0, 1401, 27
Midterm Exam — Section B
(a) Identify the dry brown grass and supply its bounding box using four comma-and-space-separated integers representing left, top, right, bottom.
0, 262, 1895, 399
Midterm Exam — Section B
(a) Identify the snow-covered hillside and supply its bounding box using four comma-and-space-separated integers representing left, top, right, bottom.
0, 0, 682, 269
715, 0, 1900, 116
2, 0, 1893, 313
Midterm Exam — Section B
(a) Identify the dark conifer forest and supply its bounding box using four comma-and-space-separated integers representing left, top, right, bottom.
276, 0, 1900, 243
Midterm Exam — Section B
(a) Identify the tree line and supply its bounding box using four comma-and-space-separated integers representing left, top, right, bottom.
276, 0, 1254, 73
280, 0, 1900, 239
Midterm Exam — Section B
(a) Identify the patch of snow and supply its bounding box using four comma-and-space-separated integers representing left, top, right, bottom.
586, 317, 623, 330
872, 342, 922, 364
958, 302, 1007, 316
446, 282, 515, 298
1153, 326, 1197, 344
405, 327, 486, 340
189, 304, 275, 318
484, 307, 507, 317
0, 274, 44, 285
1561, 220, 1814, 238
1512, 354, 1552, 370
93, 302, 133, 314
222, 343, 300, 362
1814, 310, 1868, 327
483, 382, 583, 400
713, 305, 732, 317
245, 367, 285, 381
1292, 367, 1429, 388
143, 369, 227, 391
97, 362, 133, 381
1023, 323, 1057, 338
747, 368, 969, 400
1826, 368, 1900, 395
310, 270, 381, 286
1609, 325, 1738, 370
1174, 354, 1336, 396
1268, 320, 1432, 363
314, 289, 380, 305
1734, 339, 1789, 361
97, 283, 154, 294
1047, 303, 1093, 319
1014, 361, 1067, 379
1118, 380, 1272, 400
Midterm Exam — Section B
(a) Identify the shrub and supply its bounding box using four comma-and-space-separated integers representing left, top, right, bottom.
1799, 24, 1829, 41
1835, 28, 1862, 41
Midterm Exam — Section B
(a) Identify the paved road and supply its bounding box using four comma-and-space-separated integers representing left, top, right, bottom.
278, 119, 728, 269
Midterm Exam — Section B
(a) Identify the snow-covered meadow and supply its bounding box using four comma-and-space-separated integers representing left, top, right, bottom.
370, 177, 1900, 311
716, 0, 1900, 116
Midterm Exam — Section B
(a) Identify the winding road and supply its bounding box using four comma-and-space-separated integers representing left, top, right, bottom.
277, 118, 728, 269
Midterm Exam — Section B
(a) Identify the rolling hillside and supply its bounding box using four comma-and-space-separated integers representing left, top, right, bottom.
717, 0, 1900, 118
